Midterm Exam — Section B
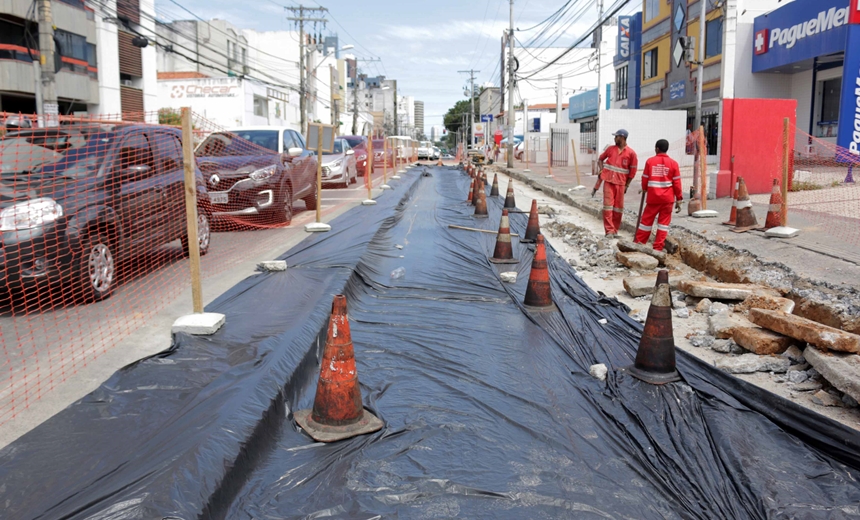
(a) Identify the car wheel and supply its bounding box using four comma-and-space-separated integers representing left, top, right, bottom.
350, 168, 357, 185
182, 209, 211, 257
272, 186, 293, 224
77, 233, 115, 302
303, 187, 318, 210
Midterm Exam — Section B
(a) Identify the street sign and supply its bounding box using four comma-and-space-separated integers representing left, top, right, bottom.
306, 123, 336, 152
481, 114, 494, 123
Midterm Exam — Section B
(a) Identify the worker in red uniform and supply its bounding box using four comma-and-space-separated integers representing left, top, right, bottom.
593, 129, 638, 238
634, 139, 683, 251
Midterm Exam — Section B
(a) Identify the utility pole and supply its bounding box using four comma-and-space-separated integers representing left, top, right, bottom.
556, 74, 563, 124
286, 4, 327, 136
393, 79, 398, 135
506, 0, 515, 167
595, 0, 604, 145
350, 58, 381, 135
694, 0, 706, 131
37, 0, 58, 127
458, 69, 479, 148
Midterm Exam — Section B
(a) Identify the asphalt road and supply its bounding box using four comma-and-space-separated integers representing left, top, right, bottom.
0, 175, 394, 446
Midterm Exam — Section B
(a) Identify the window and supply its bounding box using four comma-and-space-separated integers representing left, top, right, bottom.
615, 66, 628, 101
821, 78, 842, 123
118, 133, 155, 175
253, 95, 268, 117
644, 0, 660, 23
580, 121, 597, 153
282, 131, 297, 151
292, 131, 306, 149
643, 48, 658, 80
705, 18, 722, 59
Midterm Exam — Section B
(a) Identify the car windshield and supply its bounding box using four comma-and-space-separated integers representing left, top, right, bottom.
323, 140, 345, 155
343, 137, 364, 148
37, 132, 115, 180
196, 130, 279, 157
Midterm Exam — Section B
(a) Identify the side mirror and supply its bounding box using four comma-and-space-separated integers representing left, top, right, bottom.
288, 147, 303, 157
345, 149, 355, 156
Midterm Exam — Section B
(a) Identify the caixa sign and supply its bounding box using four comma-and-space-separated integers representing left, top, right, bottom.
752, 0, 851, 72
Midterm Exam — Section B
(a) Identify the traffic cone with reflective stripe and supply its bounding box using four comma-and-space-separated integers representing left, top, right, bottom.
521, 199, 540, 244
732, 177, 760, 232
523, 235, 555, 310
472, 178, 482, 206
503, 179, 516, 209
474, 180, 489, 218
627, 270, 681, 385
764, 178, 783, 229
294, 295, 384, 442
490, 174, 500, 197
467, 179, 475, 203
722, 178, 739, 226
490, 209, 518, 264
481, 171, 488, 189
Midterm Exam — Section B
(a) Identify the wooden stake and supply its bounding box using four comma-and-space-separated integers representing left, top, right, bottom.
781, 117, 790, 226
448, 224, 519, 237
315, 124, 323, 223
181, 107, 203, 314
571, 138, 581, 185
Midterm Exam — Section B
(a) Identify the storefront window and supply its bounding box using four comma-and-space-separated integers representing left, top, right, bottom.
705, 18, 722, 59
821, 78, 841, 123
615, 66, 628, 101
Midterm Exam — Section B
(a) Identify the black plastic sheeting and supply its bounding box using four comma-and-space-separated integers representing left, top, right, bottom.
3, 165, 860, 519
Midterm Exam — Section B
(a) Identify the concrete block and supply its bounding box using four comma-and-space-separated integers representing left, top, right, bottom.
736, 294, 795, 314
765, 226, 799, 239
709, 311, 751, 339
616, 240, 667, 263
622, 271, 687, 297
305, 222, 332, 233
804, 346, 860, 404
361, 199, 378, 206
678, 280, 779, 300
172, 312, 225, 336
692, 210, 719, 218
715, 353, 790, 374
500, 272, 517, 283
615, 251, 659, 270
732, 327, 795, 355
749, 309, 860, 353
258, 260, 287, 272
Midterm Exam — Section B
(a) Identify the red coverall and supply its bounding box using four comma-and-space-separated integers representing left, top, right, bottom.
598, 146, 638, 235
634, 153, 683, 251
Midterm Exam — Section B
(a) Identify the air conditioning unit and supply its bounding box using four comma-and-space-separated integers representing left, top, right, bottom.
121, 79, 134, 87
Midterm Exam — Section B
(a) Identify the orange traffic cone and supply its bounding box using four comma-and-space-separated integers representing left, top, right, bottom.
467, 179, 475, 203
722, 177, 739, 226
294, 295, 384, 442
521, 199, 540, 244
490, 209, 518, 264
503, 179, 516, 209
472, 178, 481, 206
474, 181, 489, 218
626, 270, 681, 384
732, 177, 760, 232
490, 174, 500, 197
764, 178, 783, 229
481, 171, 488, 188
523, 235, 555, 310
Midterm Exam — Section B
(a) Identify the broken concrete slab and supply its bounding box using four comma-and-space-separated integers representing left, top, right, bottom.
765, 226, 800, 239
678, 280, 779, 300
715, 353, 791, 374
812, 390, 843, 407
622, 271, 687, 297
804, 346, 860, 405
616, 240, 667, 263
735, 294, 796, 314
615, 251, 659, 270
709, 311, 752, 339
749, 309, 860, 353
732, 327, 795, 355
258, 260, 287, 272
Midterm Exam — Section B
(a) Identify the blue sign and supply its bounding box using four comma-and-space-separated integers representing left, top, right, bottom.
615, 16, 632, 65
530, 117, 540, 132
752, 0, 851, 72
837, 24, 860, 157
669, 80, 686, 100
481, 114, 494, 122
568, 89, 599, 121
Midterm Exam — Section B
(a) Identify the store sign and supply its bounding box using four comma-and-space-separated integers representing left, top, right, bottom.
170, 82, 239, 99
669, 81, 686, 100
851, 0, 860, 24
481, 114, 494, 122
837, 24, 860, 155
617, 16, 631, 60
568, 89, 599, 121
752, 0, 850, 72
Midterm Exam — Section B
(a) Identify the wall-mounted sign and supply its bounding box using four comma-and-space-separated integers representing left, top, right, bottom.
669, 80, 686, 100
617, 16, 631, 61
306, 123, 336, 152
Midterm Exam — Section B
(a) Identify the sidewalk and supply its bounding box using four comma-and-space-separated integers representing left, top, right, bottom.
496, 161, 860, 293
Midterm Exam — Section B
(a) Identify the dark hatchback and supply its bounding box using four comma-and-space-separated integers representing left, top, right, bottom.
0, 125, 211, 302
195, 128, 317, 224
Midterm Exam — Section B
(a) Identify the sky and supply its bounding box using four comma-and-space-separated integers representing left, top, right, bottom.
154, 0, 635, 130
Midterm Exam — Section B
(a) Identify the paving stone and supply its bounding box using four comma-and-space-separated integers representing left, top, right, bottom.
732, 327, 795, 355
172, 312, 226, 336
709, 311, 752, 339
749, 309, 860, 353
812, 390, 843, 407
622, 271, 687, 297
715, 353, 791, 374
615, 251, 659, 270
616, 240, 667, 263
678, 280, 779, 300
804, 346, 860, 405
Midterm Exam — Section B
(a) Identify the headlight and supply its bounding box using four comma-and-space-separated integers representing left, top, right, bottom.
0, 198, 64, 231
249, 165, 277, 182
357, 154, 367, 162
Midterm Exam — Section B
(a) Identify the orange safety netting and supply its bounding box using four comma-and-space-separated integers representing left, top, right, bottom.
0, 110, 387, 428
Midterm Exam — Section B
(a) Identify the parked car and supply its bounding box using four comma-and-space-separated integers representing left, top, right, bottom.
432, 147, 441, 160
441, 153, 455, 160
321, 138, 357, 188
371, 139, 394, 167
417, 141, 433, 160
341, 135, 368, 176
195, 127, 318, 223
0, 125, 211, 302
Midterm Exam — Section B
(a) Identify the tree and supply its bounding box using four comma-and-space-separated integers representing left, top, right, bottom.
443, 98, 480, 136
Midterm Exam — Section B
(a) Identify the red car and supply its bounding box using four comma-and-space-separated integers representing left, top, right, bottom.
371, 138, 395, 168
342, 135, 368, 176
